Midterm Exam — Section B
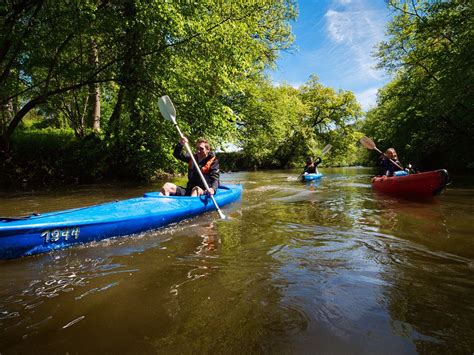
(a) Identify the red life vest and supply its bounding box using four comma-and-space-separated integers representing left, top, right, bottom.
188, 156, 216, 175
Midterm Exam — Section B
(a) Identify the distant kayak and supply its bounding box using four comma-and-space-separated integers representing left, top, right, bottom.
301, 173, 323, 181
0, 185, 242, 260
372, 170, 448, 198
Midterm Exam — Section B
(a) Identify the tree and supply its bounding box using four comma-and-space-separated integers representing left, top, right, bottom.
1, 0, 298, 183
298, 75, 361, 167
234, 75, 361, 169
365, 0, 474, 170
237, 78, 304, 168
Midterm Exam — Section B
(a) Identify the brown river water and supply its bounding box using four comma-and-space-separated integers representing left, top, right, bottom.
0, 168, 473, 354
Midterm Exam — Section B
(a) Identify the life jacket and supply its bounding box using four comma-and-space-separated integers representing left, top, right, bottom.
189, 155, 216, 175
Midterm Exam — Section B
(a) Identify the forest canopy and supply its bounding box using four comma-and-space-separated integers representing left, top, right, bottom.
362, 0, 473, 171
0, 0, 472, 186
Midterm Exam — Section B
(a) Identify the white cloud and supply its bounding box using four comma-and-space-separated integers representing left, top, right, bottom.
325, 10, 350, 43
355, 87, 379, 111
269, 0, 392, 97
273, 80, 303, 89
324, 2, 387, 81
216, 143, 242, 153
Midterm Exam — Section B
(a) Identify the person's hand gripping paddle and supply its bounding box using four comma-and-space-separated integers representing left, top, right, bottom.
158, 95, 226, 219
359, 136, 403, 170
297, 144, 333, 180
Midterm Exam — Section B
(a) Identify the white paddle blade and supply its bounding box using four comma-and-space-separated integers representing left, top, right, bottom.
158, 95, 177, 124
321, 144, 332, 155
360, 136, 375, 150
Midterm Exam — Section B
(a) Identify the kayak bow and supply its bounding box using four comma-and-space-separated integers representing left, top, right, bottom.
301, 173, 323, 182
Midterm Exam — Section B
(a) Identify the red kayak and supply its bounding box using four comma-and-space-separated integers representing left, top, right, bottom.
372, 169, 449, 198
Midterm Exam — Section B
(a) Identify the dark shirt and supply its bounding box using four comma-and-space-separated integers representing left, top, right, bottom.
303, 157, 322, 174
379, 157, 403, 176
173, 143, 220, 192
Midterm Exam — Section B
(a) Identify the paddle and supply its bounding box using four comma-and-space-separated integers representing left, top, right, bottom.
158, 95, 226, 220
1, 216, 34, 222
298, 144, 333, 180
320, 144, 333, 157
359, 136, 404, 170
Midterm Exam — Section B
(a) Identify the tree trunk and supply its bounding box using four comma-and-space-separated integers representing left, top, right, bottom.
0, 102, 12, 154
107, 85, 124, 139
88, 40, 101, 132
106, 0, 138, 139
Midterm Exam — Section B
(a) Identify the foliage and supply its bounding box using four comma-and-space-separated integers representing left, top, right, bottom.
236, 78, 304, 168
363, 0, 474, 171
234, 75, 361, 169
1, 129, 97, 186
298, 75, 362, 167
0, 0, 298, 184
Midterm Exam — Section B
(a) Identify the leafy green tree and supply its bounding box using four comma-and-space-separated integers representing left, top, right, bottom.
1, 0, 298, 183
365, 0, 474, 170
298, 75, 362, 167
234, 75, 361, 169
237, 78, 304, 168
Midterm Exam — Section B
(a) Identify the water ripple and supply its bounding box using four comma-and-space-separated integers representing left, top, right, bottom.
62, 315, 85, 329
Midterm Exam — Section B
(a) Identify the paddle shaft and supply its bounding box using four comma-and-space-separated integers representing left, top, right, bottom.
371, 145, 404, 171
360, 136, 404, 171
173, 123, 226, 219
298, 145, 331, 180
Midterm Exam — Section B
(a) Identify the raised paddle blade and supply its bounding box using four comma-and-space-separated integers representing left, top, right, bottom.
359, 136, 402, 169
158, 95, 177, 124
321, 144, 332, 156
158, 95, 226, 220
359, 136, 376, 150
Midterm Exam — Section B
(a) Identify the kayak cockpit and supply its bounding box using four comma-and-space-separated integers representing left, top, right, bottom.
143, 185, 232, 198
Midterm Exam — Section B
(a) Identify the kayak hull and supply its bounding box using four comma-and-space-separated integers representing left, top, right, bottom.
302, 173, 322, 181
0, 185, 242, 260
371, 170, 448, 198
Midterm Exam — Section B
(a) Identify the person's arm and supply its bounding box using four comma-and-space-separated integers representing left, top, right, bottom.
208, 157, 220, 193
378, 157, 388, 176
173, 142, 190, 163
314, 157, 322, 166
393, 159, 403, 171
378, 155, 385, 166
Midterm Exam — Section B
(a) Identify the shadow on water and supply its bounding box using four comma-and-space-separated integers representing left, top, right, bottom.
0, 169, 473, 353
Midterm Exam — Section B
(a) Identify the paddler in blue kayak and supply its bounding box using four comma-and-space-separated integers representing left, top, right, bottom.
161, 137, 220, 196
303, 156, 322, 175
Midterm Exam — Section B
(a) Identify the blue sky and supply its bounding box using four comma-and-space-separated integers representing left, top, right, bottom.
270, 0, 394, 111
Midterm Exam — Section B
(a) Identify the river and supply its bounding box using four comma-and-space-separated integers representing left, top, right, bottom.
1, 168, 473, 354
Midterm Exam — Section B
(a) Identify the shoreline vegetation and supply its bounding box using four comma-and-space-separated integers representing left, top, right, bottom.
1, 128, 470, 189
0, 130, 347, 188
1, 1, 472, 188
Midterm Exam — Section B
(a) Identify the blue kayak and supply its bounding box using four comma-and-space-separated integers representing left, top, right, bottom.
301, 173, 322, 181
0, 185, 242, 260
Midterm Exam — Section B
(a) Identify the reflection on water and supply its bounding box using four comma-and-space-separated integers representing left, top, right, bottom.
1, 169, 473, 353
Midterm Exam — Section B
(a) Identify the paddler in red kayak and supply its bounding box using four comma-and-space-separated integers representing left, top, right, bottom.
379, 148, 404, 176
161, 137, 220, 196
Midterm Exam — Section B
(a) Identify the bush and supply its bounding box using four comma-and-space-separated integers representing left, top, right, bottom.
0, 128, 178, 186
